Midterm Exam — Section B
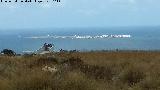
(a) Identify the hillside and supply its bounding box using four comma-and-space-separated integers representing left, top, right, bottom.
0, 51, 160, 90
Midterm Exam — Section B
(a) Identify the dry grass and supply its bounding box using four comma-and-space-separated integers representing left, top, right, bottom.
0, 51, 160, 90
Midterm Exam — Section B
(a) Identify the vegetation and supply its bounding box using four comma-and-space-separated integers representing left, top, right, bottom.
0, 51, 160, 90
1, 49, 16, 56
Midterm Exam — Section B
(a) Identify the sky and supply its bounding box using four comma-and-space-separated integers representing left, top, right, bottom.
0, 0, 160, 30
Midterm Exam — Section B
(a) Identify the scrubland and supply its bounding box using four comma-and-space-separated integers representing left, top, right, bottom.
0, 51, 160, 90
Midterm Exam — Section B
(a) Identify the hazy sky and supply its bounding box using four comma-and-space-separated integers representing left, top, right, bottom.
0, 0, 160, 30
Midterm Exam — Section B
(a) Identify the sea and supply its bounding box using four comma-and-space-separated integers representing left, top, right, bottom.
0, 27, 160, 54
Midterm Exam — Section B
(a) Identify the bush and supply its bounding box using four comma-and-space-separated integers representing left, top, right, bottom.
119, 67, 145, 85
133, 74, 160, 90
1, 49, 16, 56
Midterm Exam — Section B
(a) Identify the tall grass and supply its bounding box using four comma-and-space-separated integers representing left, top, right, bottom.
0, 51, 160, 90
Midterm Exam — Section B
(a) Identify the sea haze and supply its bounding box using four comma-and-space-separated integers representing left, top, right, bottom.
0, 27, 160, 53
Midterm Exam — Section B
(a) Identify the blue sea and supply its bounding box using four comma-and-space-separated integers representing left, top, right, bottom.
0, 27, 160, 54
